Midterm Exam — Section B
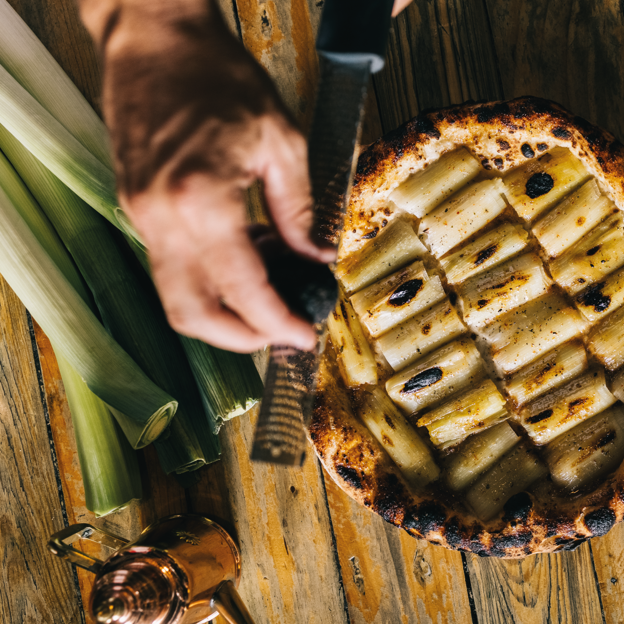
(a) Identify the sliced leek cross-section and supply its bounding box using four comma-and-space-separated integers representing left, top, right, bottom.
336, 219, 427, 295
532, 179, 615, 258
613, 369, 624, 402
505, 341, 588, 407
445, 421, 520, 492
465, 442, 548, 522
518, 369, 616, 445
589, 305, 624, 371
481, 295, 586, 375
357, 387, 440, 488
327, 295, 378, 387
440, 222, 529, 286
389, 148, 481, 218
545, 405, 624, 491
459, 253, 551, 329
350, 260, 445, 338
377, 299, 466, 371
574, 265, 624, 323
419, 179, 507, 258
386, 338, 482, 414
503, 147, 590, 223
417, 378, 508, 449
550, 212, 624, 296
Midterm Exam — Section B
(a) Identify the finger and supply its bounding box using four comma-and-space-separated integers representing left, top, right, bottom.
392, 0, 413, 17
257, 118, 337, 264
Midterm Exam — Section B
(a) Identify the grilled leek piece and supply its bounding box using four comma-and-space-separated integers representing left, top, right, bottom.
378, 299, 466, 371
550, 212, 624, 296
386, 339, 482, 414
465, 442, 548, 522
481, 295, 586, 375
505, 341, 588, 406
459, 253, 551, 329
589, 306, 624, 371
503, 147, 590, 223
440, 222, 529, 285
613, 369, 624, 402
544, 405, 624, 491
532, 179, 614, 257
350, 261, 445, 338
419, 179, 507, 258
518, 369, 616, 445
337, 219, 427, 294
445, 421, 520, 492
575, 265, 624, 322
327, 295, 378, 387
389, 148, 481, 218
357, 388, 440, 487
417, 379, 508, 448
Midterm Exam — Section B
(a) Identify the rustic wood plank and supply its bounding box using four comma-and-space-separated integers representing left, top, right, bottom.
590, 526, 624, 624
0, 278, 83, 624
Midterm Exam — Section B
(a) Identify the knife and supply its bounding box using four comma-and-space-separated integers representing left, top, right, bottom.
251, 0, 395, 465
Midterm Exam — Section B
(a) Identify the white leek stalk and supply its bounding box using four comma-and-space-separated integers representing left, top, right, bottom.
613, 369, 624, 402
465, 442, 547, 522
440, 222, 529, 285
0, 0, 112, 168
459, 253, 551, 329
589, 306, 624, 371
544, 405, 624, 491
481, 295, 586, 375
389, 148, 481, 217
503, 147, 590, 223
574, 266, 624, 323
445, 422, 520, 491
55, 349, 142, 516
385, 338, 481, 414
532, 179, 614, 257
350, 261, 445, 337
327, 295, 377, 387
377, 299, 466, 371
336, 219, 426, 295
357, 388, 440, 487
505, 341, 588, 406
417, 379, 508, 448
419, 179, 507, 258
518, 369, 616, 445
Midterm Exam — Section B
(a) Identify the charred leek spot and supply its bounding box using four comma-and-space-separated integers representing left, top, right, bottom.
402, 367, 443, 394
567, 397, 589, 416
475, 245, 497, 266
528, 408, 553, 424
587, 245, 601, 256
521, 144, 535, 158
595, 430, 617, 450
361, 228, 379, 240
384, 414, 396, 430
388, 279, 424, 307
525, 172, 554, 199
578, 282, 611, 312
477, 299, 489, 309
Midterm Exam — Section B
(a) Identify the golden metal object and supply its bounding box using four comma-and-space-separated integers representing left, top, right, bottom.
48, 514, 255, 624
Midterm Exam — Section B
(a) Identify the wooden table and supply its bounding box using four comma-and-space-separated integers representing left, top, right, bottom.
3, 0, 624, 623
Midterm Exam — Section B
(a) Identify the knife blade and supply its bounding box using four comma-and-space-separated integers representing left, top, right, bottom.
251, 0, 395, 465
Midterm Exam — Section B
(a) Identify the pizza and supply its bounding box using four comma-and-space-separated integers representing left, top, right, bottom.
308, 97, 624, 558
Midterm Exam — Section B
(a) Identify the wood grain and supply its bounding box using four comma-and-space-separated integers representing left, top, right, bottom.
590, 526, 624, 624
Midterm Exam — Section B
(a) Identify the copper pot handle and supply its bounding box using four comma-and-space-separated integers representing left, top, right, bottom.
47, 523, 130, 573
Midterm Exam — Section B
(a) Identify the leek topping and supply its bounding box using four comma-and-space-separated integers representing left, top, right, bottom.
574, 265, 624, 323
589, 305, 624, 371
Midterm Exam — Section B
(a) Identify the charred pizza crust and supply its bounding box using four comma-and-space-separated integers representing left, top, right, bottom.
308, 97, 624, 558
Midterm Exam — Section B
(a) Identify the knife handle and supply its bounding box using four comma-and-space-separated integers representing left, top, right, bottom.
316, 0, 395, 73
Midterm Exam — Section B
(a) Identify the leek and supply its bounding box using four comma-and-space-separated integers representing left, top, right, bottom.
419, 178, 507, 258
54, 349, 141, 516
458, 253, 551, 329
350, 260, 445, 338
357, 387, 440, 487
613, 369, 624, 402
544, 405, 624, 491
465, 442, 547, 522
389, 148, 481, 218
518, 369, 616, 445
505, 341, 588, 406
440, 222, 529, 285
336, 219, 427, 295
589, 305, 624, 371
575, 266, 624, 323
550, 212, 624, 296
532, 179, 614, 258
503, 147, 590, 223
377, 298, 466, 371
386, 338, 482, 414
445, 422, 520, 492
